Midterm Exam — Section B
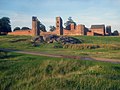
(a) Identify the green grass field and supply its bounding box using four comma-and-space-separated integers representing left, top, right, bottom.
0, 35, 120, 90
0, 52, 120, 90
0, 35, 120, 59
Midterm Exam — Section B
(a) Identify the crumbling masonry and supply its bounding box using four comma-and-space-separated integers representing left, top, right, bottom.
8, 16, 111, 36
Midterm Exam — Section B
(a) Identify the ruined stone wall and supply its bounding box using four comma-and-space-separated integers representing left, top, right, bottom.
87, 31, 94, 36
8, 16, 39, 36
90, 28, 105, 36
32, 16, 40, 36
41, 30, 60, 36
41, 24, 85, 36
8, 29, 32, 36
8, 16, 108, 36
56, 17, 63, 35
70, 23, 75, 30
55, 24, 84, 36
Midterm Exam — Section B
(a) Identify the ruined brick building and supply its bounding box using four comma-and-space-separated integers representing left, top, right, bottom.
9, 16, 39, 36
8, 16, 111, 36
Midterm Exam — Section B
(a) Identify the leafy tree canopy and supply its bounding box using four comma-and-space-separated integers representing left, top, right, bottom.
64, 17, 76, 29
13, 27, 20, 31
49, 26, 56, 32
112, 30, 119, 36
0, 17, 11, 33
38, 21, 47, 32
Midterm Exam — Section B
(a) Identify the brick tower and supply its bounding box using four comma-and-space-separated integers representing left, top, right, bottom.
56, 17, 63, 35
32, 16, 39, 36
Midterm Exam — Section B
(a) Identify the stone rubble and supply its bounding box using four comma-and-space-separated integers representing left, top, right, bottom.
32, 35, 82, 45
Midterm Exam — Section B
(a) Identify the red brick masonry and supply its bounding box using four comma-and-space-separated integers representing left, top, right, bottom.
8, 16, 111, 36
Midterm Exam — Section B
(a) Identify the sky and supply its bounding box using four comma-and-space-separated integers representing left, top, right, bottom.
0, 0, 120, 32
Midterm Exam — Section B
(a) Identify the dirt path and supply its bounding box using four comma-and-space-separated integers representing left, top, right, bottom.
0, 48, 120, 64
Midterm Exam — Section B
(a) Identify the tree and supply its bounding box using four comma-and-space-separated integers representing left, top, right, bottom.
49, 26, 56, 32
38, 21, 47, 32
13, 27, 20, 31
64, 17, 76, 29
21, 27, 30, 30
112, 30, 119, 36
0, 17, 11, 34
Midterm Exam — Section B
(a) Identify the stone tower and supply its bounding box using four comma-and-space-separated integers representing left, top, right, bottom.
56, 17, 63, 35
32, 16, 40, 36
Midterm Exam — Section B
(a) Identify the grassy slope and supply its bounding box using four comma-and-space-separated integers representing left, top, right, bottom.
0, 52, 120, 90
0, 35, 120, 59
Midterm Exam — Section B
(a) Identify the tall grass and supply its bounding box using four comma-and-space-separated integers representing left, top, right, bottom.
0, 52, 120, 90
0, 35, 120, 59
63, 44, 120, 50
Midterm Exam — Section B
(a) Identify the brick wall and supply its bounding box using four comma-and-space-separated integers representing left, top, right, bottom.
8, 29, 32, 36
8, 16, 39, 36
91, 28, 105, 36
87, 31, 94, 36
8, 16, 109, 36
70, 23, 75, 30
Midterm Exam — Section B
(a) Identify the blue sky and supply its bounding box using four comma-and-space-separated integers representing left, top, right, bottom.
0, 0, 120, 32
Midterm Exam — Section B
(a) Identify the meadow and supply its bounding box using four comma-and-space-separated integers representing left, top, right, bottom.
0, 35, 120, 90
0, 35, 120, 59
0, 52, 120, 90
